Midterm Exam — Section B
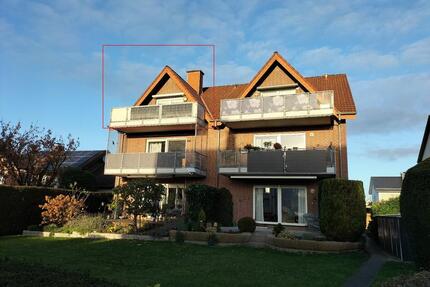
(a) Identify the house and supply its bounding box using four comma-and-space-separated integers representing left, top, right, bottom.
104, 52, 357, 226
417, 115, 430, 163
62, 150, 115, 191
369, 176, 402, 202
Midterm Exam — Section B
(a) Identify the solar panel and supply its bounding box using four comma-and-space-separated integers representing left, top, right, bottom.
61, 151, 104, 168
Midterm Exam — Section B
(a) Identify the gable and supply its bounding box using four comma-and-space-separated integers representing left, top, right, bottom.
157, 76, 181, 95
134, 66, 202, 107
259, 64, 298, 88
241, 52, 315, 98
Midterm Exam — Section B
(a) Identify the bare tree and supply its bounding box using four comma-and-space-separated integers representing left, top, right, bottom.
0, 121, 79, 186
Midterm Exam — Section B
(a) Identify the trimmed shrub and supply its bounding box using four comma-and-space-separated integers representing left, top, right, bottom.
400, 158, 430, 270
185, 184, 233, 226
58, 167, 97, 191
372, 197, 400, 216
237, 217, 256, 233
319, 179, 366, 242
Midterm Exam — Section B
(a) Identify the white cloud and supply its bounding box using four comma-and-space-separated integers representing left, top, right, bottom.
349, 73, 430, 134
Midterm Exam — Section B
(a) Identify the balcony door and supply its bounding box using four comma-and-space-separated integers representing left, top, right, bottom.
254, 186, 307, 225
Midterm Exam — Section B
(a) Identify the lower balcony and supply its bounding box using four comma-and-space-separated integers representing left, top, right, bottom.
218, 149, 335, 178
105, 152, 206, 177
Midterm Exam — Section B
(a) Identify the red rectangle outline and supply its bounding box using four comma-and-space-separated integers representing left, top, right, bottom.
101, 44, 216, 129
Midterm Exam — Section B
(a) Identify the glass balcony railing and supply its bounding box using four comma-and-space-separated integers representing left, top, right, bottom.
105, 151, 206, 177
220, 91, 334, 122
109, 102, 205, 129
218, 148, 336, 175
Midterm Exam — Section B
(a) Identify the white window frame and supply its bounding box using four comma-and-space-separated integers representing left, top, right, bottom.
162, 183, 185, 209
146, 137, 187, 153
260, 88, 298, 97
252, 185, 308, 226
253, 132, 306, 150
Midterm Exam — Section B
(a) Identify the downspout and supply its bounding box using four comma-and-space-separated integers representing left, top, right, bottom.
337, 113, 343, 178
216, 119, 221, 188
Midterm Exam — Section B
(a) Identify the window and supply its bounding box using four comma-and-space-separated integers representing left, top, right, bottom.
162, 184, 185, 211
254, 133, 305, 150
155, 96, 184, 105
254, 186, 307, 225
146, 139, 186, 153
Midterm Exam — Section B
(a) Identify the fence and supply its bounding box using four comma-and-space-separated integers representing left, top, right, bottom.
375, 215, 414, 261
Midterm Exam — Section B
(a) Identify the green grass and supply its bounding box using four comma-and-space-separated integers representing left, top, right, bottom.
0, 257, 122, 287
372, 261, 416, 286
0, 236, 367, 287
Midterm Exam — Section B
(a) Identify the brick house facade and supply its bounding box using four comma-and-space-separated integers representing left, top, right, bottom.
105, 52, 356, 226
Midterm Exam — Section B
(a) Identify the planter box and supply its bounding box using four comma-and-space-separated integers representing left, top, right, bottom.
169, 230, 251, 244
268, 236, 362, 252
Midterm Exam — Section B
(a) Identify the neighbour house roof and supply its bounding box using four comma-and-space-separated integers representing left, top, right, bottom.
417, 115, 430, 163
62, 150, 106, 169
369, 176, 402, 195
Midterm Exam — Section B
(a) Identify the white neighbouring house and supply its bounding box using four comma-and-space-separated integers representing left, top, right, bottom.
369, 176, 402, 202
417, 115, 430, 163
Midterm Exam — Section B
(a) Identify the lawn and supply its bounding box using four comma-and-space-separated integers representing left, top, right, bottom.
0, 236, 367, 287
372, 261, 417, 287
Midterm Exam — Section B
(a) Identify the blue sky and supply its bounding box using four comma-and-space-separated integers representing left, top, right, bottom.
1, 0, 429, 196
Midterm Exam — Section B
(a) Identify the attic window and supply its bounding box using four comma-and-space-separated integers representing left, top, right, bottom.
155, 95, 185, 105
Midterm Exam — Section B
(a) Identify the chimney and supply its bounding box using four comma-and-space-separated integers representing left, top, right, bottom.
186, 70, 204, 95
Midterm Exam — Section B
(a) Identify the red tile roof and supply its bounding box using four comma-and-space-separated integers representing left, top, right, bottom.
306, 74, 356, 115
201, 74, 356, 119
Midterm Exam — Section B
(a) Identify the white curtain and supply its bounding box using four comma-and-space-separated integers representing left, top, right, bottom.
148, 142, 164, 153
255, 188, 264, 221
297, 188, 306, 224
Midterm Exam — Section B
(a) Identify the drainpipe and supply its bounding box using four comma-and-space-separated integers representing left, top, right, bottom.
216, 119, 221, 188
337, 113, 343, 178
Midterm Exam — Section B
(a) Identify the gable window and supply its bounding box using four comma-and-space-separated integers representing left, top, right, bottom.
254, 133, 305, 150
154, 93, 185, 105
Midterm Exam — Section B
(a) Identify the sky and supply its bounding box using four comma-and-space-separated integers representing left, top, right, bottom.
1, 0, 429, 196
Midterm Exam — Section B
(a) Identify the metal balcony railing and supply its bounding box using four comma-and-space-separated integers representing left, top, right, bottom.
104, 151, 206, 177
109, 102, 205, 128
218, 148, 336, 175
220, 91, 334, 122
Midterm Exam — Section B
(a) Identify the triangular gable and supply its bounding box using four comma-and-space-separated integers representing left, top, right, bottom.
240, 52, 315, 98
134, 66, 201, 106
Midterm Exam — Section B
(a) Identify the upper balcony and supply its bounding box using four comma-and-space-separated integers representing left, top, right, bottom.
105, 151, 206, 177
109, 102, 205, 133
218, 148, 336, 178
220, 91, 335, 129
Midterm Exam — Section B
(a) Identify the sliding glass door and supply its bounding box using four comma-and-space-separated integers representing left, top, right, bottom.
254, 186, 307, 225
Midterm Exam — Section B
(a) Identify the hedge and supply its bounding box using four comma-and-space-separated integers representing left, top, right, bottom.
319, 179, 366, 242
372, 197, 400, 216
0, 185, 113, 235
400, 158, 430, 269
185, 184, 233, 226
